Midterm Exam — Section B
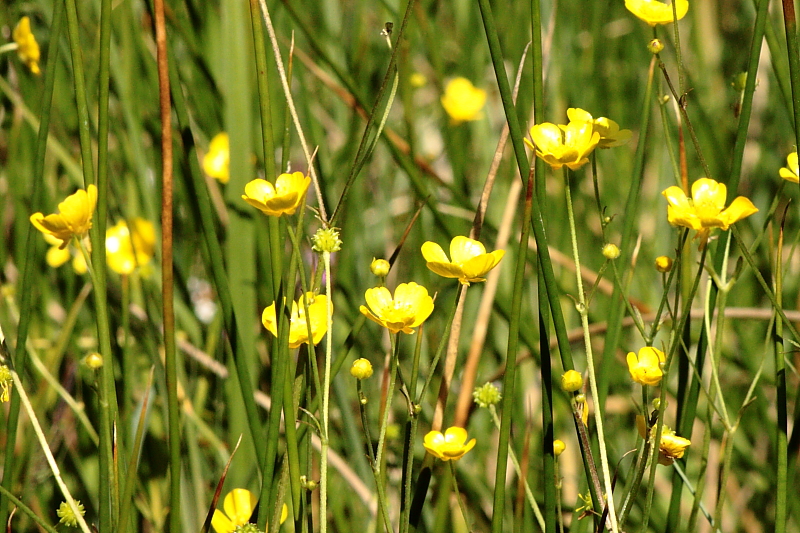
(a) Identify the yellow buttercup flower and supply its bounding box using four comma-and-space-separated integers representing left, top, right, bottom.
360, 282, 434, 334
211, 489, 288, 533
203, 133, 230, 183
526, 121, 600, 170
627, 347, 666, 386
42, 234, 89, 274
0, 365, 12, 403
662, 178, 758, 243
625, 0, 689, 26
30, 185, 97, 249
242, 172, 311, 217
106, 218, 156, 275
421, 236, 504, 286
441, 77, 487, 124
423, 427, 476, 461
262, 293, 329, 349
779, 152, 799, 183
636, 416, 691, 466
12, 17, 41, 75
566, 108, 631, 149
655, 255, 673, 273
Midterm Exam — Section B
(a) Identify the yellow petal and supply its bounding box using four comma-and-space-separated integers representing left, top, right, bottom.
211, 510, 235, 533
718, 196, 758, 229
223, 488, 256, 527
421, 241, 449, 263
449, 236, 486, 264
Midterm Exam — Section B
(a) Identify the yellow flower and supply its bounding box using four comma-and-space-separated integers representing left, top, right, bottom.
662, 178, 758, 243
211, 489, 288, 533
106, 218, 156, 275
421, 236, 505, 286
30, 185, 97, 249
625, 0, 689, 26
423, 427, 476, 461
553, 439, 566, 456
627, 347, 666, 386
441, 77, 487, 124
655, 255, 673, 273
0, 365, 12, 403
203, 133, 230, 183
780, 152, 799, 183
262, 293, 329, 349
242, 172, 310, 217
526, 121, 600, 170
636, 416, 691, 466
13, 17, 41, 75
350, 358, 374, 380
566, 108, 631, 149
360, 282, 434, 334
561, 370, 583, 392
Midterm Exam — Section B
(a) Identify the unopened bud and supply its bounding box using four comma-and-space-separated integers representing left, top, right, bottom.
370, 258, 390, 277
553, 439, 566, 456
351, 358, 374, 380
648, 39, 664, 54
602, 243, 620, 260
561, 370, 584, 392
83, 352, 103, 370
655, 256, 673, 273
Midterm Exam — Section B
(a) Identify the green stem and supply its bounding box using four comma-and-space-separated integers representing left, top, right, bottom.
0, 485, 59, 533
0, 1, 64, 524
781, 0, 800, 155
774, 224, 788, 533
564, 168, 618, 533
374, 336, 401, 533
449, 461, 473, 532
320, 250, 334, 533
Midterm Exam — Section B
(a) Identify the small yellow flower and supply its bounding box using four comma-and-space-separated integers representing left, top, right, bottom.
212, 489, 288, 533
30, 185, 97, 249
409, 72, 427, 88
662, 178, 758, 243
566, 108, 631, 149
242, 172, 311, 217
636, 416, 691, 466
655, 256, 673, 273
441, 77, 487, 124
13, 17, 41, 75
370, 258, 390, 277
627, 347, 666, 386
421, 236, 504, 286
262, 293, 329, 349
526, 121, 600, 170
203, 133, 230, 183
780, 152, 799, 183
553, 439, 566, 456
350, 358, 374, 380
423, 427, 476, 461
0, 365, 12, 403
561, 370, 583, 392
56, 500, 85, 528
83, 352, 104, 370
360, 282, 434, 334
625, 0, 689, 26
602, 243, 620, 260
106, 218, 156, 275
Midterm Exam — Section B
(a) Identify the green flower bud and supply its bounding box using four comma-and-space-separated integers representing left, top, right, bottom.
350, 358, 374, 380
473, 382, 502, 408
312, 227, 342, 253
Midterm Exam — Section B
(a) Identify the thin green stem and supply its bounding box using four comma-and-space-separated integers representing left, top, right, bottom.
449, 461, 473, 532
781, 0, 800, 155
564, 168, 618, 533
374, 336, 400, 533
774, 224, 788, 533
0, 485, 59, 533
320, 250, 334, 533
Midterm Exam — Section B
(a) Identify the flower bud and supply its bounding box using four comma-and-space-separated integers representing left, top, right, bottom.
648, 39, 664, 54
553, 439, 566, 456
655, 256, 673, 273
370, 258, 390, 277
602, 243, 620, 260
57, 500, 85, 527
83, 352, 103, 370
350, 358, 374, 380
561, 370, 583, 392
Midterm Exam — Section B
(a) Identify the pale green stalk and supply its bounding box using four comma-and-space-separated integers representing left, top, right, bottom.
0, 485, 59, 533
449, 461, 473, 532
6, 367, 91, 533
563, 168, 618, 533
320, 249, 334, 533
373, 336, 401, 533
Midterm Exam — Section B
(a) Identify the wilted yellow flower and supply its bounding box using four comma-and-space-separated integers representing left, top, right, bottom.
553, 439, 566, 456
441, 77, 487, 124
351, 358, 374, 380
566, 108, 631, 149
625, 0, 689, 26
662, 178, 758, 243
0, 365, 12, 403
561, 370, 583, 392
421, 236, 504, 286
203, 133, 230, 183
627, 346, 666, 386
262, 293, 329, 349
360, 282, 434, 334
30, 185, 97, 249
370, 258, 390, 277
242, 172, 310, 217
780, 152, 799, 183
636, 416, 691, 465
655, 256, 673, 273
526, 121, 600, 170
13, 17, 41, 75
106, 218, 156, 275
56, 500, 85, 527
423, 427, 476, 461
